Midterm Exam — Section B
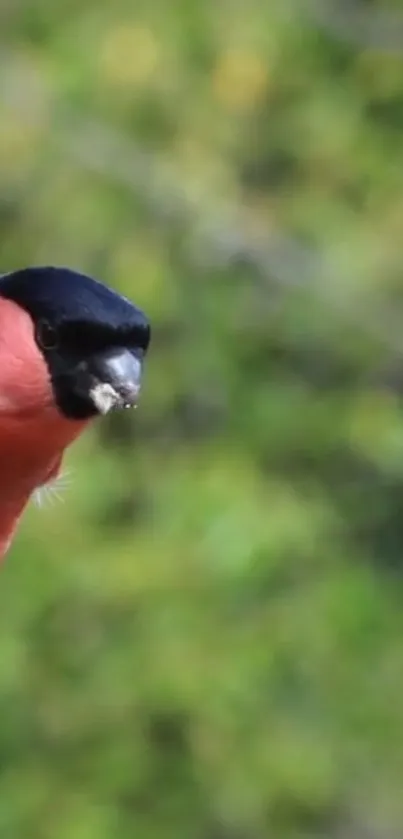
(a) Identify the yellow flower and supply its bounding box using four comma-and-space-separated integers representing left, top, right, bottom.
99, 24, 160, 89
212, 48, 268, 111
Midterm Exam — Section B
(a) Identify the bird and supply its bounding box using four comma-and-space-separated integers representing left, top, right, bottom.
0, 265, 150, 560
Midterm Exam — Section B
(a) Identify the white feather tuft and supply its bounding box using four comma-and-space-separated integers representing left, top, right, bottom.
33, 469, 73, 509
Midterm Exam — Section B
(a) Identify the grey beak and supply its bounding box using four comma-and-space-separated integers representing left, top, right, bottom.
88, 347, 143, 414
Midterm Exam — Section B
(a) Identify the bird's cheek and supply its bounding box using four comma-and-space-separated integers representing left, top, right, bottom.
0, 298, 55, 415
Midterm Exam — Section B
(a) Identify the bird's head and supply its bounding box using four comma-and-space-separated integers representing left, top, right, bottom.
0, 266, 150, 426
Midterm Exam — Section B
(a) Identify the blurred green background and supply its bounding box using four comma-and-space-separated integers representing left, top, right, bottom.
3, 1, 403, 836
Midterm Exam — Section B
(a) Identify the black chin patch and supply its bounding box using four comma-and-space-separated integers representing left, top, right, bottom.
53, 379, 99, 421
40, 350, 98, 420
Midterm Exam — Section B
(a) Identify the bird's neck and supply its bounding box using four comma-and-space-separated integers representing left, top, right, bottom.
0, 408, 87, 560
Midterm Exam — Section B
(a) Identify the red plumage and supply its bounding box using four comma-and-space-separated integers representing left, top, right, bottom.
0, 297, 87, 558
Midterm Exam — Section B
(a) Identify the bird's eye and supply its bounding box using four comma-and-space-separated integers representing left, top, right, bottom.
36, 319, 58, 350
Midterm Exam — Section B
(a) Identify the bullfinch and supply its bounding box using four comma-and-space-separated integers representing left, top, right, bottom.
0, 265, 150, 560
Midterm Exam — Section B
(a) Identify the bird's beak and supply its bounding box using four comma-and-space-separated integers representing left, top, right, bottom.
88, 348, 143, 415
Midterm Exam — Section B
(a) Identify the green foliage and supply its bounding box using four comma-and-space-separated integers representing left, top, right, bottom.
2, 1, 403, 836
